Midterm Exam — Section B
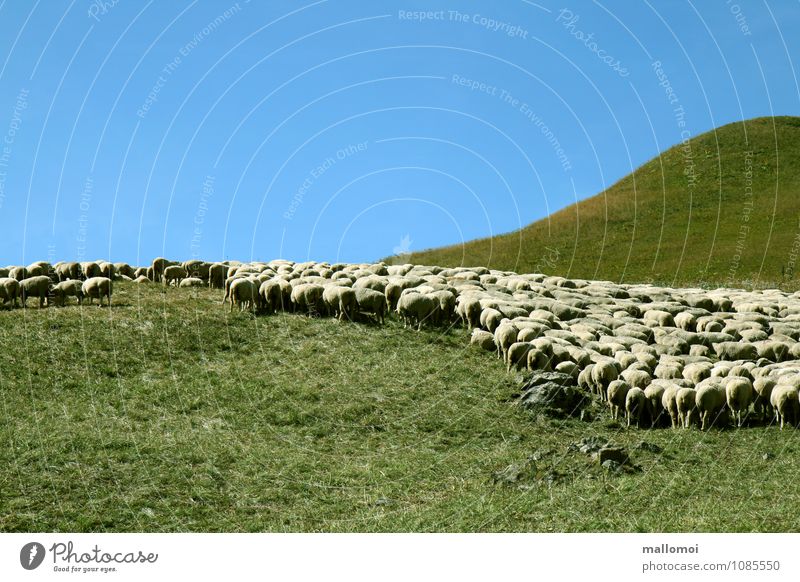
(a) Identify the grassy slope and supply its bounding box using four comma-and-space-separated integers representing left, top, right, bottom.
2, 283, 800, 532
407, 116, 800, 288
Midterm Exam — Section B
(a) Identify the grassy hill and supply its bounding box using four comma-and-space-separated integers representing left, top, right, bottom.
3, 282, 800, 532
406, 116, 800, 288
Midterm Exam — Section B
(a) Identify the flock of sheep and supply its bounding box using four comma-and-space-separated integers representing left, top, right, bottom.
3, 257, 800, 431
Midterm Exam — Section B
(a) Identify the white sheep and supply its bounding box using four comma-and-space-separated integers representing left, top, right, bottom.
625, 386, 647, 427
505, 342, 532, 372
695, 382, 726, 430
163, 265, 188, 286
0, 277, 20, 307
470, 329, 496, 352
20, 276, 52, 308
354, 287, 387, 324
725, 377, 753, 427
770, 383, 800, 429
494, 321, 518, 362
753, 376, 776, 421
81, 276, 113, 306
397, 293, 437, 330
676, 387, 698, 428
229, 278, 258, 312
607, 380, 631, 421
51, 280, 83, 306
661, 384, 681, 428
591, 360, 619, 402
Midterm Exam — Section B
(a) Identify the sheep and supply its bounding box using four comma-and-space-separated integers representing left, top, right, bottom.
674, 311, 697, 331
470, 329, 496, 352
55, 262, 79, 281
456, 296, 482, 329
323, 285, 357, 322
683, 362, 712, 385
179, 277, 204, 287
163, 265, 187, 286
591, 360, 619, 402
770, 383, 800, 429
354, 287, 387, 324
643, 309, 675, 327
50, 280, 83, 306
229, 278, 258, 312
725, 377, 754, 427
19, 276, 51, 308
114, 262, 135, 279
9, 266, 28, 280
430, 289, 456, 325
527, 348, 552, 371
290, 283, 325, 316
150, 257, 168, 282
695, 382, 727, 430
753, 376, 776, 421
494, 321, 518, 362
607, 380, 631, 421
134, 275, 150, 284
505, 342, 532, 372
577, 364, 595, 392
644, 383, 666, 426
81, 277, 113, 306
208, 263, 227, 289
479, 307, 505, 333
621, 369, 651, 390
676, 387, 698, 428
713, 341, 758, 361
397, 293, 437, 330
183, 260, 210, 281
0, 277, 20, 307
98, 262, 115, 280
81, 262, 101, 280
556, 361, 579, 378
625, 387, 647, 428
662, 384, 682, 428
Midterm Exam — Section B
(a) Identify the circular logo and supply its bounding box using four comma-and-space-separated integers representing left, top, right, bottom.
20, 542, 46, 570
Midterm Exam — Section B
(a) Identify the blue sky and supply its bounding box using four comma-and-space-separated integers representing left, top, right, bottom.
0, 0, 797, 266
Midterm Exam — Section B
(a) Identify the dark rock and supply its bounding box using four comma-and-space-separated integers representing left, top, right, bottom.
636, 441, 663, 454
601, 459, 623, 473
570, 436, 608, 455
519, 371, 589, 417
596, 446, 629, 465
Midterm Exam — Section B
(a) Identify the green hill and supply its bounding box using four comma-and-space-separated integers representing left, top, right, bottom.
406, 116, 800, 288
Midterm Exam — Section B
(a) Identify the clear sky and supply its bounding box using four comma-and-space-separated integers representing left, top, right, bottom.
0, 0, 797, 266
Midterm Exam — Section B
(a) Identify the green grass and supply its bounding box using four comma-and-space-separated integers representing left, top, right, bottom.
2, 282, 800, 532
405, 116, 800, 289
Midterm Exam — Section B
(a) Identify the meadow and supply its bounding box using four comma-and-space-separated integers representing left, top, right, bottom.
2, 282, 799, 532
